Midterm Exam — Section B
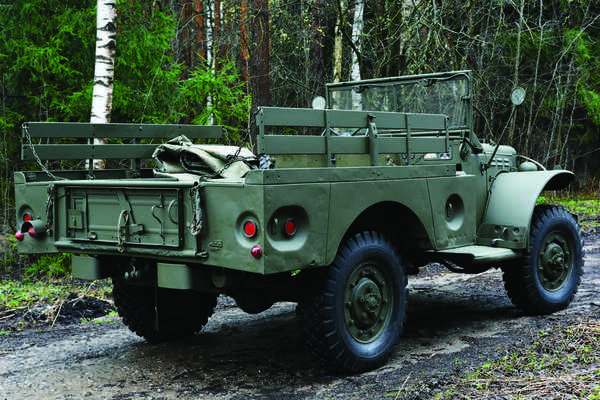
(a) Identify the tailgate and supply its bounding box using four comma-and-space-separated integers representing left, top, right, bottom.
63, 186, 183, 249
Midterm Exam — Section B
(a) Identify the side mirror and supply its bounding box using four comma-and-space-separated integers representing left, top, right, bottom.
483, 87, 527, 171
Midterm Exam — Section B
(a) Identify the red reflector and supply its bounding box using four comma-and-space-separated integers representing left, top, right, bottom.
251, 245, 263, 259
23, 213, 32, 222
243, 221, 257, 238
27, 226, 38, 238
285, 219, 296, 236
15, 231, 24, 241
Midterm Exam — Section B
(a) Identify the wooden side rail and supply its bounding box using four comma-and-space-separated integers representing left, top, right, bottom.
256, 107, 452, 166
22, 122, 223, 161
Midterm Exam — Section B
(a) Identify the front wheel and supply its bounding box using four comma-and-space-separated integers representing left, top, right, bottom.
502, 205, 583, 315
297, 231, 407, 373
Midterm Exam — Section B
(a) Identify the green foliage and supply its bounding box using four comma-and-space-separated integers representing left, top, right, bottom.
113, 0, 184, 124
25, 253, 71, 279
180, 62, 250, 143
569, 29, 600, 126
542, 193, 600, 233
0, 0, 95, 212
0, 278, 75, 309
0, 234, 19, 274
113, 0, 250, 141
0, 0, 95, 125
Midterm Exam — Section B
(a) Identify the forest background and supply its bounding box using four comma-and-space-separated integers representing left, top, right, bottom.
1, 0, 600, 230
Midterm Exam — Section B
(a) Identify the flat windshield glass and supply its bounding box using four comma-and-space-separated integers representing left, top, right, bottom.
328, 74, 470, 129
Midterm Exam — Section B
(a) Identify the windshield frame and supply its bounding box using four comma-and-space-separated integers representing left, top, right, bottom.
326, 70, 473, 132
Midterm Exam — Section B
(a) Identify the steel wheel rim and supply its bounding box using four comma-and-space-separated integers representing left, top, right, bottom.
537, 231, 573, 291
343, 262, 392, 344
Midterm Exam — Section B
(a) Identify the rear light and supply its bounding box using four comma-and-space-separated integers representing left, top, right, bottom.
23, 213, 32, 222
27, 226, 38, 238
15, 231, 25, 241
251, 245, 263, 259
284, 219, 296, 236
243, 220, 257, 238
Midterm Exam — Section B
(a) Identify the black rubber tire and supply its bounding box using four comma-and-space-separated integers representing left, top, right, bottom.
112, 278, 217, 342
297, 231, 407, 373
502, 205, 583, 315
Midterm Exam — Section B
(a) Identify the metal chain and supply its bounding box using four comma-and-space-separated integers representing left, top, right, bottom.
210, 129, 254, 178
23, 124, 66, 181
189, 184, 202, 236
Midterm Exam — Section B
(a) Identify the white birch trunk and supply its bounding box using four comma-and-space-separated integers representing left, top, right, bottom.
90, 0, 116, 169
350, 0, 363, 108
333, 0, 344, 82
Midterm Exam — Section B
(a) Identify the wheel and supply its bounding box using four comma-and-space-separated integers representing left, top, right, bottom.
502, 205, 583, 315
112, 278, 217, 342
297, 231, 407, 373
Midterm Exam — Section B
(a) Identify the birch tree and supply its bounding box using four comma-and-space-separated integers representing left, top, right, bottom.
90, 0, 116, 169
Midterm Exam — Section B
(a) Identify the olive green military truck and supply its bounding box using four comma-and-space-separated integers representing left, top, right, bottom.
14, 71, 583, 373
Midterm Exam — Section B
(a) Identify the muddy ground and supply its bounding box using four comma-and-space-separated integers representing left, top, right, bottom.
1, 239, 599, 399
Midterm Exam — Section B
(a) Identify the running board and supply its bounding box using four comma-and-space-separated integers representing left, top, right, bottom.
429, 245, 521, 266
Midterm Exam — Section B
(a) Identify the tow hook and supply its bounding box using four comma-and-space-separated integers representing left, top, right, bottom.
124, 266, 142, 280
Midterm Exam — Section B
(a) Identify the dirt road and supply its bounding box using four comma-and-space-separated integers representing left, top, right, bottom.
1, 240, 598, 399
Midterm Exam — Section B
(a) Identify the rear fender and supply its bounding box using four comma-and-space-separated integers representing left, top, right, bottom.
477, 170, 574, 249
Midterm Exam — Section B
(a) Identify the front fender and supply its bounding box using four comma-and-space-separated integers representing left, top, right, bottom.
477, 170, 574, 249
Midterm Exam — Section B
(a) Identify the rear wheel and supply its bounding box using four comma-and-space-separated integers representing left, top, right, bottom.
297, 231, 407, 373
502, 205, 583, 314
112, 278, 217, 342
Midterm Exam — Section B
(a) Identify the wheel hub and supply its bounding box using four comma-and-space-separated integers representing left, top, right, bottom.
344, 265, 391, 343
542, 243, 565, 279
351, 278, 382, 327
538, 233, 573, 291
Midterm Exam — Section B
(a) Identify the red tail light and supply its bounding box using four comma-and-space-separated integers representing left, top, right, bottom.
27, 226, 38, 238
251, 245, 262, 259
23, 213, 32, 222
15, 231, 24, 241
243, 220, 257, 238
285, 219, 296, 236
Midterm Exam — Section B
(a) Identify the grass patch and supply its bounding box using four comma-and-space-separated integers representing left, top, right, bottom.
439, 320, 600, 399
0, 278, 112, 310
538, 194, 600, 234
0, 277, 113, 332
0, 279, 80, 310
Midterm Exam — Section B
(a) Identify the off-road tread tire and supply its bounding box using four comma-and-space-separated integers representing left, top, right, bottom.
502, 204, 583, 315
297, 231, 407, 373
112, 279, 217, 342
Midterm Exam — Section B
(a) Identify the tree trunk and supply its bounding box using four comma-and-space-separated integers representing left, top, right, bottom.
193, 0, 207, 64
309, 0, 326, 99
249, 0, 270, 150
333, 0, 344, 82
214, 0, 222, 71
90, 0, 117, 170
350, 0, 363, 81
240, 0, 250, 82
